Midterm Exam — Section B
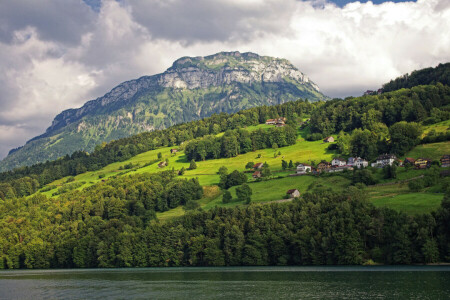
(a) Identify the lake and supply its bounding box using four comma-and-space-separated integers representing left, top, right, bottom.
0, 266, 449, 299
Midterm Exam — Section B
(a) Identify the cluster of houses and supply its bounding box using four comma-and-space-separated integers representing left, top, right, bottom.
252, 163, 264, 178
296, 156, 371, 175
294, 154, 450, 175
265, 117, 287, 127
403, 155, 449, 169
285, 154, 449, 200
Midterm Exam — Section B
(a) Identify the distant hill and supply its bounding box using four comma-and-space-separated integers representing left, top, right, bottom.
0, 51, 326, 171
382, 62, 450, 93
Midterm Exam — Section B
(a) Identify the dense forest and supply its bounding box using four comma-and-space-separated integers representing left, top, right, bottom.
309, 84, 450, 159
0, 182, 448, 268
382, 63, 450, 92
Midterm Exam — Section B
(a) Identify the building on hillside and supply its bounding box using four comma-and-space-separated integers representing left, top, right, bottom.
287, 189, 300, 198
170, 149, 178, 154
415, 158, 432, 169
266, 117, 286, 125
328, 166, 354, 173
158, 161, 167, 168
364, 90, 374, 95
331, 157, 346, 167
404, 157, 415, 166
317, 161, 332, 172
354, 157, 368, 168
253, 163, 263, 170
441, 155, 450, 168
371, 154, 397, 168
323, 136, 334, 143
252, 171, 261, 178
296, 163, 312, 174
347, 157, 356, 166
276, 123, 286, 127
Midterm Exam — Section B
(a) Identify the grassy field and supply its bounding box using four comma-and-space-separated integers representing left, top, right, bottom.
367, 182, 444, 214
202, 174, 351, 210
371, 192, 444, 215
41, 125, 337, 190
422, 119, 450, 137
403, 141, 449, 160
35, 123, 447, 217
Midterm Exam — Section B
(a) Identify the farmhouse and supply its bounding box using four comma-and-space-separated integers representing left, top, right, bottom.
331, 158, 346, 167
328, 166, 354, 173
252, 171, 261, 178
404, 157, 416, 166
323, 136, 334, 143
296, 163, 312, 174
354, 157, 368, 168
170, 149, 178, 154
158, 161, 167, 168
266, 117, 287, 125
286, 189, 300, 198
415, 158, 432, 169
441, 155, 450, 167
317, 161, 331, 171
253, 163, 263, 170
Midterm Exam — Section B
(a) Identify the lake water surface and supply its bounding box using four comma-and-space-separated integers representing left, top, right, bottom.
0, 266, 449, 299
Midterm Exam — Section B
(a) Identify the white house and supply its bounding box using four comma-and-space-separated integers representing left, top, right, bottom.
296, 164, 312, 174
354, 157, 368, 168
372, 154, 397, 167
332, 158, 346, 167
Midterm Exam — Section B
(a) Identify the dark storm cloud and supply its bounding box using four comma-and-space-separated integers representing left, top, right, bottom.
0, 0, 95, 45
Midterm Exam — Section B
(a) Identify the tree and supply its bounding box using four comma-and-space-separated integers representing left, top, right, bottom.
272, 143, 278, 150
158, 152, 162, 160
218, 166, 228, 176
281, 160, 288, 170
178, 167, 186, 176
261, 162, 271, 177
288, 160, 294, 169
245, 162, 255, 170
165, 158, 169, 166
236, 184, 252, 204
222, 190, 232, 203
189, 160, 197, 170
389, 121, 422, 156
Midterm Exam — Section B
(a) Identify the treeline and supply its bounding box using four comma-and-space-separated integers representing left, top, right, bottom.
0, 187, 448, 268
310, 84, 449, 136
0, 100, 315, 187
184, 126, 297, 161
382, 63, 450, 93
309, 84, 449, 158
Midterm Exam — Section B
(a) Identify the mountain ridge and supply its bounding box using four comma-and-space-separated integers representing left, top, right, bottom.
0, 51, 326, 171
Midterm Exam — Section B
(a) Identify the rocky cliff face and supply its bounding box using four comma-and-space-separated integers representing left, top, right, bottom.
1, 51, 326, 171
45, 52, 320, 135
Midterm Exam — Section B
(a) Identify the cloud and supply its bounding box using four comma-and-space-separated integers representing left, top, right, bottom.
0, 0, 449, 159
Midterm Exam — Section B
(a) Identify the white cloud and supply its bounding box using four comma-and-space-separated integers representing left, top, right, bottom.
0, 0, 449, 159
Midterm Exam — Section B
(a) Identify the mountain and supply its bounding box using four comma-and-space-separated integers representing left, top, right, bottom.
0, 51, 326, 171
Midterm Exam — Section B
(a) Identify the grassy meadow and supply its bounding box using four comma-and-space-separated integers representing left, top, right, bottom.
35, 123, 448, 218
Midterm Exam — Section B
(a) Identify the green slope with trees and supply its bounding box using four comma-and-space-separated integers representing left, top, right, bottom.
0, 63, 449, 268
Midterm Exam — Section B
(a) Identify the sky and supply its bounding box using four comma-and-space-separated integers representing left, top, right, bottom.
0, 0, 449, 160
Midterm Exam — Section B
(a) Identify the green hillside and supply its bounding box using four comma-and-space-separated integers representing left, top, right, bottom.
0, 72, 449, 269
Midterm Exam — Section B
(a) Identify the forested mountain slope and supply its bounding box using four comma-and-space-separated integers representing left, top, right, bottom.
382, 62, 450, 92
0, 51, 326, 172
